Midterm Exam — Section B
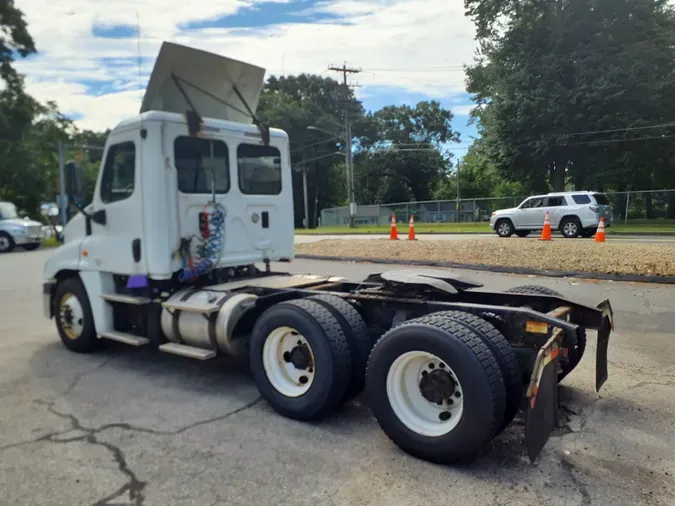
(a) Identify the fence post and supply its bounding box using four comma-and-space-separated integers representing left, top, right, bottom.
625, 192, 630, 224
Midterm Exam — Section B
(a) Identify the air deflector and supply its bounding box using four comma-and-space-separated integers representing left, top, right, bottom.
140, 42, 267, 125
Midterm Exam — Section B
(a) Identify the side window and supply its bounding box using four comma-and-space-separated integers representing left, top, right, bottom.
100, 141, 136, 204
174, 136, 230, 194
545, 196, 566, 207
572, 194, 591, 205
237, 144, 282, 195
522, 198, 543, 209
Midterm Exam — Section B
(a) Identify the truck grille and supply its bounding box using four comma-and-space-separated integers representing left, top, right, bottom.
28, 225, 42, 236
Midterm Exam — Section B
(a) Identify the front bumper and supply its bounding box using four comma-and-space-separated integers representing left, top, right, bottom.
524, 299, 613, 462
15, 234, 44, 246
43, 280, 55, 319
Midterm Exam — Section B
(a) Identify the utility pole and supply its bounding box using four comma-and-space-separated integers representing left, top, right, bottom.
57, 140, 66, 228
328, 62, 360, 228
456, 159, 461, 223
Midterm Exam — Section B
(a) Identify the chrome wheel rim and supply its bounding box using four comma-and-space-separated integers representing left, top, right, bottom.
59, 292, 84, 340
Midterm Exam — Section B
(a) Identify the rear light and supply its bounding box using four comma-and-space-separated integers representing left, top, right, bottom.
589, 205, 599, 213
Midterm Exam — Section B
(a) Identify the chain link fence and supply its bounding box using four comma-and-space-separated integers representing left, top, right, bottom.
319, 190, 675, 227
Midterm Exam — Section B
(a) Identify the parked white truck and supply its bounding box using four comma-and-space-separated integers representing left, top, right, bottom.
0, 201, 45, 253
42, 42, 615, 464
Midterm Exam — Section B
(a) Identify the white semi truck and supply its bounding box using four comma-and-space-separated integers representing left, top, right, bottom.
42, 42, 615, 464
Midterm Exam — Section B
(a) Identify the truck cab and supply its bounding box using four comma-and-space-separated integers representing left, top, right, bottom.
43, 42, 294, 342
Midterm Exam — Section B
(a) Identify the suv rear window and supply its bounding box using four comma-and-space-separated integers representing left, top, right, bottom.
592, 193, 610, 205
571, 194, 591, 205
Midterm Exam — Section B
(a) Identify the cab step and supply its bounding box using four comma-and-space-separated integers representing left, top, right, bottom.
98, 331, 149, 346
158, 343, 216, 360
101, 293, 152, 305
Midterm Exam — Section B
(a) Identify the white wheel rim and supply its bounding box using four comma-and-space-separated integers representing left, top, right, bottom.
386, 351, 464, 437
498, 223, 509, 235
564, 222, 577, 235
262, 326, 315, 397
59, 293, 85, 340
0, 237, 9, 251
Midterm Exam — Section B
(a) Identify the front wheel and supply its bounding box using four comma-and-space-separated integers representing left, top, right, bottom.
366, 314, 506, 464
0, 232, 15, 253
495, 219, 514, 238
54, 277, 101, 353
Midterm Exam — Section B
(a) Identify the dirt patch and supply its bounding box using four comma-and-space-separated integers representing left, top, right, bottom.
295, 239, 675, 277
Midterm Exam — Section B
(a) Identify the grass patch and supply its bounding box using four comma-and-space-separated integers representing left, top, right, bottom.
296, 239, 675, 277
296, 220, 675, 235
42, 237, 60, 248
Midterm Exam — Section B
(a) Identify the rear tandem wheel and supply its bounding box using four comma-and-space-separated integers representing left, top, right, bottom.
365, 313, 507, 464
249, 299, 352, 421
504, 285, 587, 382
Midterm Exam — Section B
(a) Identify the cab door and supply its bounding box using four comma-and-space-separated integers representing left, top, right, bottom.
79, 131, 146, 275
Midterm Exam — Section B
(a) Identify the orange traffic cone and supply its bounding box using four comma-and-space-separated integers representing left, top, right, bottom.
595, 218, 606, 243
407, 215, 417, 241
389, 214, 399, 240
539, 211, 552, 241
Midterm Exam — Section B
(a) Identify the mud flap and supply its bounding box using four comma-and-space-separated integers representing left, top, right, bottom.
525, 335, 561, 463
595, 300, 614, 393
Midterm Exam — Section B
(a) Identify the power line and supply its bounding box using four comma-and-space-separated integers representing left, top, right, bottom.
567, 133, 675, 146
565, 122, 675, 138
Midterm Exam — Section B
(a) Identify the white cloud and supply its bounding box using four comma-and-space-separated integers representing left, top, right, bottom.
452, 104, 475, 116
15, 0, 477, 131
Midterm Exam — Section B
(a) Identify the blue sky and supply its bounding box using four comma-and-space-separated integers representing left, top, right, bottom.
16, 0, 479, 156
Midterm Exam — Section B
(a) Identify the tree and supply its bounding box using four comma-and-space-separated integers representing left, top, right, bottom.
464, 0, 675, 194
0, 0, 36, 81
354, 101, 461, 204
258, 74, 368, 227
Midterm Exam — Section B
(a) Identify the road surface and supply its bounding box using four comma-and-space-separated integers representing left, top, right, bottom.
295, 233, 675, 245
1, 250, 674, 505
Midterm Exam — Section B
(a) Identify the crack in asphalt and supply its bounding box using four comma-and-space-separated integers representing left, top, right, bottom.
62, 358, 115, 397
628, 380, 675, 390
2, 396, 263, 505
560, 457, 592, 506
33, 399, 146, 506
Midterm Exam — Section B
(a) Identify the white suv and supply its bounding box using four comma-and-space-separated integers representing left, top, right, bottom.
489, 192, 613, 239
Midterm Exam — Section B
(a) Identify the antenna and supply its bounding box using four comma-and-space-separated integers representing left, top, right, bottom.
136, 10, 143, 103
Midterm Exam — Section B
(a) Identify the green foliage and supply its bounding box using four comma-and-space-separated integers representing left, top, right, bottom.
465, 0, 675, 194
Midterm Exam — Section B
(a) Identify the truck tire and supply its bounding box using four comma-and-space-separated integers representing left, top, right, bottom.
495, 219, 514, 238
0, 232, 15, 253
435, 311, 523, 434
505, 285, 586, 382
365, 314, 506, 464
307, 294, 371, 401
54, 277, 101, 353
249, 299, 352, 421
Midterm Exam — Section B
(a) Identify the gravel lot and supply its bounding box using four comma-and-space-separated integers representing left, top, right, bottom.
296, 238, 675, 277
2, 250, 675, 505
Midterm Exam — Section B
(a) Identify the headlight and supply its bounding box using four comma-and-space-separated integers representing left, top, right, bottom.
10, 227, 27, 236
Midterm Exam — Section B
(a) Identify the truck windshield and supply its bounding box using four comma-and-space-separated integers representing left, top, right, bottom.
0, 202, 18, 220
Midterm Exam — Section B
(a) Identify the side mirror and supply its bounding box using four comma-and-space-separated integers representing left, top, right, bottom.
65, 161, 85, 207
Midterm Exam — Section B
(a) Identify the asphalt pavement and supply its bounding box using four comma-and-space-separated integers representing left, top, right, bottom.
1, 250, 675, 505
295, 233, 675, 245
